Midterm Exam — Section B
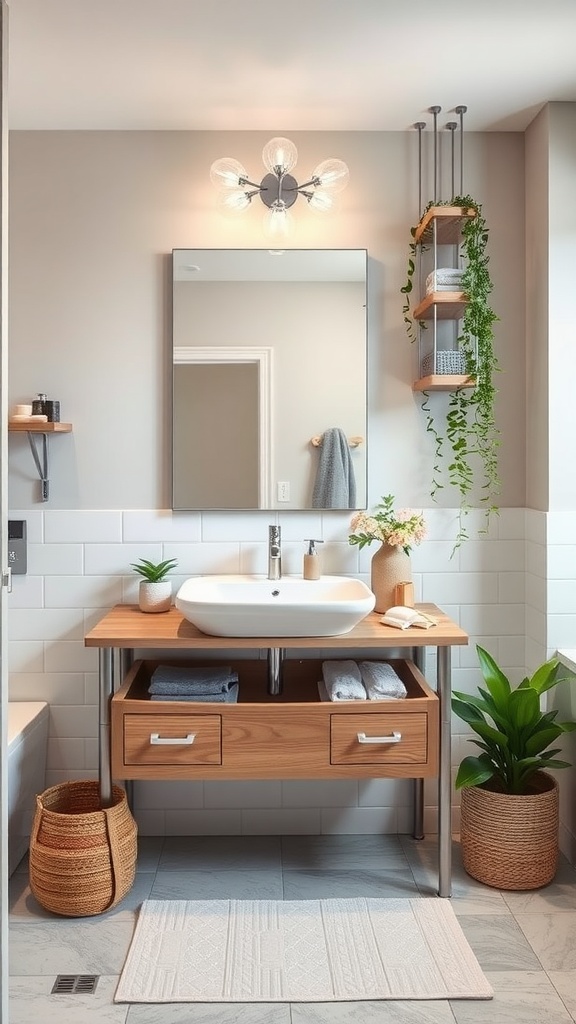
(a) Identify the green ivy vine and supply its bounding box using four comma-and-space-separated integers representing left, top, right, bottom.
402, 195, 501, 547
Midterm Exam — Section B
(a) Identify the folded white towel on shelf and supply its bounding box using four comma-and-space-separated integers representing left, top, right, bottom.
358, 661, 407, 700
321, 660, 366, 700
426, 268, 464, 291
426, 282, 466, 294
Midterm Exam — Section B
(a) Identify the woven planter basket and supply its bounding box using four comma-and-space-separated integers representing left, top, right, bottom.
460, 771, 559, 890
29, 780, 137, 917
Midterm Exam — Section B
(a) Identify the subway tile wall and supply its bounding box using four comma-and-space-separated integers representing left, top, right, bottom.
7, 505, 575, 855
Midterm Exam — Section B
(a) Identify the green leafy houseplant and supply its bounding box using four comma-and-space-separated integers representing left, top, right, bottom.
130, 558, 178, 582
401, 195, 500, 547
452, 645, 576, 795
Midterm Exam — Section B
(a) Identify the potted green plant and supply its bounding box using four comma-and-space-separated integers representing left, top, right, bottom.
452, 644, 576, 889
130, 558, 178, 614
402, 195, 500, 549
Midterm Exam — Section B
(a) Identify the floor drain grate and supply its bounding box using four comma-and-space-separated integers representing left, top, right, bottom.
51, 974, 99, 995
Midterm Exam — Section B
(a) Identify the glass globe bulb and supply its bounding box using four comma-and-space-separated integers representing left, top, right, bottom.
262, 137, 298, 176
263, 202, 294, 240
210, 157, 248, 191
217, 189, 252, 214
307, 190, 337, 213
311, 158, 350, 194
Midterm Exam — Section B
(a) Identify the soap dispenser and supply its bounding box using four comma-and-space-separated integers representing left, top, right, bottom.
303, 539, 323, 580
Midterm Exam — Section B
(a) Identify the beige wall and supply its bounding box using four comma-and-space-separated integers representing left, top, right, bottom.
7, 129, 526, 511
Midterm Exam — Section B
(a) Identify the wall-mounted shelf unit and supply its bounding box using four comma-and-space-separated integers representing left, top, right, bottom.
412, 205, 477, 392
8, 421, 73, 501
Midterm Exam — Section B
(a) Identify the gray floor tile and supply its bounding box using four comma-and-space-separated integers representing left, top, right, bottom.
291, 1000, 457, 1023
450, 970, 574, 1024
281, 833, 409, 870
158, 835, 282, 870
548, 970, 576, 1021
9, 974, 128, 1024
514, 912, 576, 970
282, 867, 418, 899
456, 914, 543, 972
9, 918, 136, 976
135, 836, 165, 872
125, 1003, 291, 1023
149, 868, 283, 900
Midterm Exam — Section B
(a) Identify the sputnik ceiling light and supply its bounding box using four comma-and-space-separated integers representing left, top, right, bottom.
210, 137, 349, 239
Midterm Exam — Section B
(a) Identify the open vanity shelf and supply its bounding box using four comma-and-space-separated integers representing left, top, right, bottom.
85, 603, 468, 897
112, 657, 438, 781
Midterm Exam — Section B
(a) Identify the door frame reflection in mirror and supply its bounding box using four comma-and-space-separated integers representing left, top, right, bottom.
173, 346, 273, 509
172, 248, 368, 511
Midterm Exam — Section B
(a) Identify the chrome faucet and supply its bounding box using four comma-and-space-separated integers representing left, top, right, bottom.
268, 525, 282, 580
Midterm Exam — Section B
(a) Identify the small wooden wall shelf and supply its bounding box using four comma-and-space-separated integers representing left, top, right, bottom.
412, 375, 475, 393
412, 292, 468, 321
414, 205, 476, 245
8, 421, 72, 433
8, 422, 73, 500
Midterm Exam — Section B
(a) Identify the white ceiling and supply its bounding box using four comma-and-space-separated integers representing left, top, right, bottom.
6, 0, 576, 132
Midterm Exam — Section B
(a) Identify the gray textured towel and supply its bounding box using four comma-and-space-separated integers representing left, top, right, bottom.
149, 665, 238, 695
359, 661, 407, 700
322, 660, 366, 700
150, 684, 239, 703
312, 427, 357, 509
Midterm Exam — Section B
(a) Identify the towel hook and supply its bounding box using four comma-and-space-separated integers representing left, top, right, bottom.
311, 435, 363, 449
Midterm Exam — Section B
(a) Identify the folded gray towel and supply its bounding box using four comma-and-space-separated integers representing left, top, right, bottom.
359, 661, 407, 700
150, 683, 239, 704
149, 665, 238, 695
322, 660, 366, 700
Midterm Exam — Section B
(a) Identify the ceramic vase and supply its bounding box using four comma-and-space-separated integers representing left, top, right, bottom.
138, 580, 172, 614
370, 543, 412, 613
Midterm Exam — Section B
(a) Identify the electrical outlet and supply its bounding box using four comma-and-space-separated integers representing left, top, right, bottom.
277, 481, 290, 502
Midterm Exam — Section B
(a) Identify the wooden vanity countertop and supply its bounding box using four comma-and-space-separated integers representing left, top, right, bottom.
85, 604, 468, 650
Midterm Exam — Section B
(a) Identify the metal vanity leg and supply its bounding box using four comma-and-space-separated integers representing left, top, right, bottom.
412, 646, 426, 840
437, 645, 452, 897
119, 648, 134, 809
98, 647, 114, 808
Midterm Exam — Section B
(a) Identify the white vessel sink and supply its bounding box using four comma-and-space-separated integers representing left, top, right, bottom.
175, 574, 375, 638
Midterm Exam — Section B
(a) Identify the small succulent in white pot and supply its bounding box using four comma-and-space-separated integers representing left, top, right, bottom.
130, 558, 178, 614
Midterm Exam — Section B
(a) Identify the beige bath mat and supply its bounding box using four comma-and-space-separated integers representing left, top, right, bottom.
115, 897, 492, 1003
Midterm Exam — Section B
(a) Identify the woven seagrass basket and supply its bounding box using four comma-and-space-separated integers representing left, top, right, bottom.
29, 780, 137, 916
460, 771, 559, 890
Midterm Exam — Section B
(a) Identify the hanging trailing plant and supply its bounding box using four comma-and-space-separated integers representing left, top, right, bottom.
401, 194, 500, 547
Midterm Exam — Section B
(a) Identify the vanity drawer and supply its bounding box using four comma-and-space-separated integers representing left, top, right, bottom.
330, 713, 429, 769
122, 714, 221, 767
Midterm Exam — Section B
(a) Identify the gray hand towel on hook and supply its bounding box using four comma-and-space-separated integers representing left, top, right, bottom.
311, 427, 357, 509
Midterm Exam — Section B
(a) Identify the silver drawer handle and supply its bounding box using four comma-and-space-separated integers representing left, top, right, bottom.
150, 732, 196, 746
357, 731, 402, 745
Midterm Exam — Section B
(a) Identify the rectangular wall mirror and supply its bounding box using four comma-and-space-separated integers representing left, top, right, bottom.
172, 248, 368, 511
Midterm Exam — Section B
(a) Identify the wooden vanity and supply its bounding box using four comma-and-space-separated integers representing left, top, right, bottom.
85, 603, 468, 897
